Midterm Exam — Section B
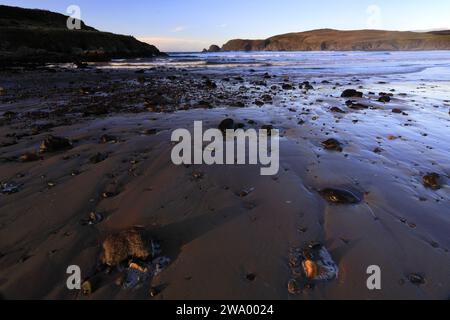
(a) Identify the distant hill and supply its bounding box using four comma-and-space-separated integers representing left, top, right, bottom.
0, 5, 165, 65
220, 29, 450, 51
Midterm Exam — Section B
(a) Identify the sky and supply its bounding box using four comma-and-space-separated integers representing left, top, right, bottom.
3, 0, 450, 51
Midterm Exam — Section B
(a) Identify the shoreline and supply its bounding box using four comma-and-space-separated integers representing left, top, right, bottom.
0, 60, 449, 299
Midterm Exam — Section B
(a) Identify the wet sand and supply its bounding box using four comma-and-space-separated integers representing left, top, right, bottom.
0, 65, 449, 300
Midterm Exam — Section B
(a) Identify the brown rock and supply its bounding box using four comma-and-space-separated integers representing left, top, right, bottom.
379, 95, 391, 103
408, 274, 426, 285
423, 173, 441, 190
341, 89, 363, 98
204, 79, 217, 89
81, 280, 93, 296
288, 279, 300, 295
282, 83, 294, 90
90, 153, 108, 164
39, 135, 72, 153
346, 100, 369, 110
100, 134, 117, 144
320, 188, 361, 204
261, 94, 273, 103
192, 171, 204, 180
101, 229, 150, 267
321, 138, 343, 152
18, 152, 40, 162
330, 107, 345, 113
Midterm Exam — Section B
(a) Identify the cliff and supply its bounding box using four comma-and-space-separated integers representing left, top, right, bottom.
0, 5, 165, 65
221, 29, 450, 51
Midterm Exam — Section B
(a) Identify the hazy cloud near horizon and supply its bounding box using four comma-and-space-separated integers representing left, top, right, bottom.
137, 36, 213, 52
2, 0, 450, 51
366, 5, 383, 29
172, 26, 188, 33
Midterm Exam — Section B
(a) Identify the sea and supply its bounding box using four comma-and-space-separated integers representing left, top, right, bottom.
96, 51, 450, 81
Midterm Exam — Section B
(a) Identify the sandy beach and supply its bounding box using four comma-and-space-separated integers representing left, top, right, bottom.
0, 54, 449, 299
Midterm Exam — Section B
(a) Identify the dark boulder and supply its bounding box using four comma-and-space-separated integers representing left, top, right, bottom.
90, 153, 108, 164
282, 83, 294, 90
321, 138, 343, 152
330, 107, 345, 113
423, 173, 441, 190
319, 188, 361, 204
346, 100, 369, 110
341, 89, 363, 98
219, 119, 235, 133
39, 135, 72, 153
300, 81, 314, 90
378, 95, 391, 103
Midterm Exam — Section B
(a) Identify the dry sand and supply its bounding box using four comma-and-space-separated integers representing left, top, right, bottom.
0, 66, 449, 300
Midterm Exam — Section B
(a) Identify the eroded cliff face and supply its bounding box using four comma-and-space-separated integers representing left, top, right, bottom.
221, 29, 450, 51
0, 5, 165, 64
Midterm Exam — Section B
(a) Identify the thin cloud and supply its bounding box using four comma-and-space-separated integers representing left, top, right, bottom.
137, 36, 211, 52
172, 26, 187, 33
366, 5, 383, 29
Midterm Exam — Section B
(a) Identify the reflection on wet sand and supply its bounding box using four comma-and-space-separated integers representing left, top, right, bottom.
0, 52, 449, 299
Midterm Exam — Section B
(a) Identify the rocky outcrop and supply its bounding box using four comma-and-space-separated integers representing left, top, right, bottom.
221, 29, 450, 51
202, 44, 221, 53
0, 5, 165, 65
208, 45, 221, 52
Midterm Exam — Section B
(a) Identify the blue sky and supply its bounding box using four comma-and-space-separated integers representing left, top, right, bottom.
3, 0, 450, 51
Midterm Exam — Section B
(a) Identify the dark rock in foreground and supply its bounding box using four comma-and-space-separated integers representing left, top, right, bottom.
423, 173, 441, 190
18, 152, 41, 162
219, 119, 235, 133
319, 189, 361, 204
330, 107, 345, 113
39, 135, 72, 153
341, 89, 363, 98
378, 95, 391, 103
321, 138, 343, 152
101, 229, 150, 267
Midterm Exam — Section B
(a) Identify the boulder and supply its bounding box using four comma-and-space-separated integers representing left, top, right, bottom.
341, 89, 363, 98
39, 135, 72, 153
101, 229, 150, 267
219, 118, 235, 133
319, 188, 361, 204
321, 138, 343, 152
423, 173, 441, 190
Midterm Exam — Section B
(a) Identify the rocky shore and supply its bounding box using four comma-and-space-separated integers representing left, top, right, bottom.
0, 62, 449, 299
